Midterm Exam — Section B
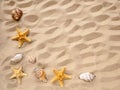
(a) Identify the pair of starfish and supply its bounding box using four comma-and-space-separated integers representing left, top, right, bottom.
10, 67, 71, 87
12, 28, 31, 48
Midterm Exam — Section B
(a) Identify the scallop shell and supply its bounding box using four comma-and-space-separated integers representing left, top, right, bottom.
79, 72, 95, 82
10, 54, 23, 64
28, 56, 36, 64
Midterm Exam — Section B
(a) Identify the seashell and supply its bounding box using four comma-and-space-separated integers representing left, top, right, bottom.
79, 72, 95, 82
33, 67, 47, 82
28, 56, 36, 64
11, 8, 23, 21
10, 53, 23, 64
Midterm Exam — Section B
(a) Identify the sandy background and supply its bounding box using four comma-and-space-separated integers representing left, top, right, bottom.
0, 0, 120, 90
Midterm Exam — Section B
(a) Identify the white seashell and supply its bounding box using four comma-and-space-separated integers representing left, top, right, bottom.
10, 53, 23, 64
79, 72, 95, 82
28, 56, 36, 64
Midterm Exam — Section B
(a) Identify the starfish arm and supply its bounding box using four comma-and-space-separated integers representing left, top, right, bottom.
13, 68, 18, 73
64, 74, 71, 79
53, 69, 59, 75
16, 28, 21, 35
61, 67, 65, 74
12, 36, 19, 40
10, 74, 16, 79
23, 29, 29, 36
22, 73, 27, 76
17, 77, 22, 84
58, 80, 64, 87
18, 40, 24, 48
51, 76, 58, 83
24, 37, 31, 42
18, 67, 22, 71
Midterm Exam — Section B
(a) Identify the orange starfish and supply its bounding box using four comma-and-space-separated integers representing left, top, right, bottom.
12, 28, 31, 48
51, 67, 71, 87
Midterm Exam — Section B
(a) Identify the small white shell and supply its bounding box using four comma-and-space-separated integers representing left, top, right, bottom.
28, 56, 36, 64
79, 72, 95, 82
10, 54, 23, 64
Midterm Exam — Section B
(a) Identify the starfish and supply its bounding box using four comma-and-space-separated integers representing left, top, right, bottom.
10, 67, 27, 84
51, 67, 71, 87
12, 28, 31, 48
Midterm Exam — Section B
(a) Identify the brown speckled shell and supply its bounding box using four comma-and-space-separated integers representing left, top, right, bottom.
11, 8, 23, 21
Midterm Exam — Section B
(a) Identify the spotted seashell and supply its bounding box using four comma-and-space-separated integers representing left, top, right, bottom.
11, 8, 23, 21
10, 53, 23, 64
79, 72, 95, 82
28, 56, 36, 64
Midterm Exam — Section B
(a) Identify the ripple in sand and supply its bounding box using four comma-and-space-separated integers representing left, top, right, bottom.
41, 0, 57, 9
72, 43, 88, 51
6, 83, 17, 88
23, 14, 39, 27
82, 22, 96, 29
67, 35, 82, 43
5, 0, 15, 6
90, 4, 103, 12
43, 19, 56, 26
109, 35, 120, 41
24, 15, 38, 22
110, 25, 120, 30
18, 0, 33, 8
84, 32, 103, 41
57, 59, 73, 66
38, 52, 51, 59
63, 19, 72, 27
66, 4, 80, 12
45, 27, 58, 34
95, 14, 109, 22
60, 0, 72, 6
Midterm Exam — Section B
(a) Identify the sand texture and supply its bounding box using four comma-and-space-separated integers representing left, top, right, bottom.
0, 0, 120, 90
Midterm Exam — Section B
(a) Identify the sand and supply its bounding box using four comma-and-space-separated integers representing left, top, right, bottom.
0, 0, 120, 90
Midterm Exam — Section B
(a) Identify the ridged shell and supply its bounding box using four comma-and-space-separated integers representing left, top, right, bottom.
79, 72, 95, 82
10, 54, 23, 64
28, 56, 36, 64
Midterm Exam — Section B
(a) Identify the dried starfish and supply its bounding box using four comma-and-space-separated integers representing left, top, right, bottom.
10, 67, 27, 84
12, 28, 31, 48
51, 67, 71, 87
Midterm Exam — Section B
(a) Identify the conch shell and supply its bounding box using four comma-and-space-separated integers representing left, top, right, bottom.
79, 72, 95, 82
33, 67, 47, 82
10, 54, 23, 64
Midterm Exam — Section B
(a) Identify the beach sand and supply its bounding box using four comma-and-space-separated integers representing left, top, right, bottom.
0, 0, 120, 90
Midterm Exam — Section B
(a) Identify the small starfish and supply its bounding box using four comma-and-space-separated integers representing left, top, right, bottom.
10, 67, 27, 84
51, 67, 71, 87
12, 28, 31, 48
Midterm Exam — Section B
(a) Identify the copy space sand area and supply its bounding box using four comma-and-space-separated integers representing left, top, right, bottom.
0, 0, 120, 90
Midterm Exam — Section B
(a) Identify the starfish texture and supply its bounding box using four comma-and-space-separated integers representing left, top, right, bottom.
51, 67, 71, 87
12, 28, 31, 48
10, 67, 27, 84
